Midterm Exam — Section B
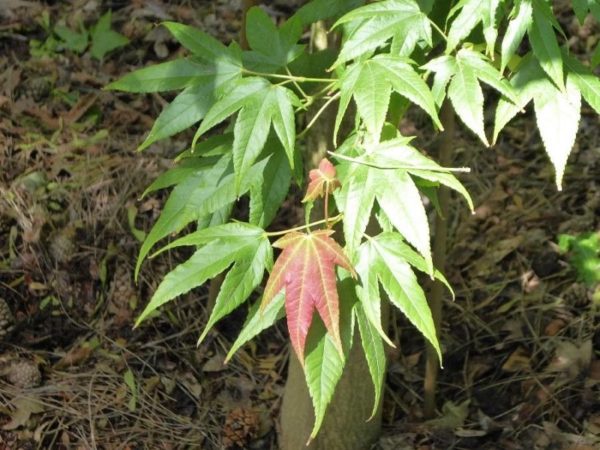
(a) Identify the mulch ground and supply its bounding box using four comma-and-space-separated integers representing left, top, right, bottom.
0, 1, 598, 449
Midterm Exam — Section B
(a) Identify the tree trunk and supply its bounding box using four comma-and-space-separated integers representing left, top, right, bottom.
280, 334, 382, 449
278, 21, 384, 450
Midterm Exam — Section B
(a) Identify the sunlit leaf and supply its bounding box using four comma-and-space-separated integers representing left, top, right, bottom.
534, 76, 581, 190
261, 230, 356, 362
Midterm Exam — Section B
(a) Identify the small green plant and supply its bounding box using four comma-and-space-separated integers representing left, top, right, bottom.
106, 0, 600, 444
30, 10, 128, 60
558, 232, 600, 286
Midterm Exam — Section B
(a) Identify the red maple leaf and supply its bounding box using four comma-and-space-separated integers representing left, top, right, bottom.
302, 158, 341, 202
261, 230, 356, 364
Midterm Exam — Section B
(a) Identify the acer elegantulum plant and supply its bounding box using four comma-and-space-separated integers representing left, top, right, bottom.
107, 1, 600, 447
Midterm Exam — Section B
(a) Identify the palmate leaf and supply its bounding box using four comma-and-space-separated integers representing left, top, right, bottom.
292, 0, 364, 26
135, 153, 269, 278
332, 0, 431, 68
194, 77, 299, 190
446, 0, 501, 56
356, 233, 442, 362
138, 83, 216, 151
337, 55, 442, 142
302, 158, 341, 202
448, 56, 487, 145
135, 223, 270, 325
572, 0, 590, 23
354, 239, 393, 346
337, 137, 472, 267
260, 230, 356, 363
425, 50, 517, 146
376, 170, 433, 273
494, 54, 581, 190
197, 237, 273, 344
481, 0, 501, 57
564, 53, 600, 115
90, 10, 129, 60
162, 22, 232, 63
244, 7, 304, 71
493, 54, 548, 143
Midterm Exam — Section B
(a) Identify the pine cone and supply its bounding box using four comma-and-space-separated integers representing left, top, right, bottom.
2, 359, 41, 388
49, 227, 75, 264
563, 283, 590, 308
222, 407, 259, 449
0, 298, 14, 340
20, 76, 51, 101
108, 265, 136, 325
109, 266, 136, 304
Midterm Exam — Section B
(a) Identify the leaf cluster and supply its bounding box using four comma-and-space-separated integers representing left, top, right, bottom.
106, 0, 600, 439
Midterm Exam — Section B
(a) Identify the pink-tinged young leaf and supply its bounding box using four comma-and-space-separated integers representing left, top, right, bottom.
261, 230, 356, 364
302, 158, 342, 202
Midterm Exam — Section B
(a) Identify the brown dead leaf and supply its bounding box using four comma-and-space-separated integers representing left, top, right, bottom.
202, 353, 226, 372
545, 340, 592, 379
2, 395, 44, 430
425, 400, 470, 430
544, 318, 567, 337
502, 347, 531, 372
54, 343, 95, 369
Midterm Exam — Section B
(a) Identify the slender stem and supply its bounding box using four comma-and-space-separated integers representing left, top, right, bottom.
313, 80, 338, 98
242, 68, 336, 83
328, 151, 470, 173
423, 100, 454, 419
286, 66, 310, 100
265, 214, 343, 237
429, 19, 448, 42
298, 92, 341, 139
324, 185, 330, 228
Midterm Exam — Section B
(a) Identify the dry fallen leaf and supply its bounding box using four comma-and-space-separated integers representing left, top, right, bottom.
502, 347, 531, 372
545, 339, 592, 379
2, 395, 45, 430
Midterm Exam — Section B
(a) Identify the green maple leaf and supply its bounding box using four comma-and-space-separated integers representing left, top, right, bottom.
336, 54, 442, 143
135, 152, 269, 278
356, 233, 443, 362
135, 223, 271, 326
336, 137, 473, 268
331, 0, 432, 67
446, 0, 501, 56
193, 77, 299, 192
243, 7, 305, 71
423, 49, 517, 146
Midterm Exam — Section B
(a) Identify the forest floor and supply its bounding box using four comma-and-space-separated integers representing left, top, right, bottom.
0, 1, 598, 449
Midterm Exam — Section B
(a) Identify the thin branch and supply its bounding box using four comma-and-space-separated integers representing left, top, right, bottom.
298, 92, 341, 139
328, 151, 471, 173
264, 214, 343, 237
242, 68, 336, 83
429, 19, 448, 42
286, 66, 310, 100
